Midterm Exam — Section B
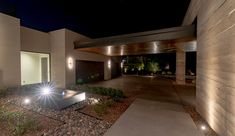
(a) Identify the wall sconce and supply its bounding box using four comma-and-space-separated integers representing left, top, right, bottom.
108, 60, 111, 69
121, 62, 123, 68
68, 57, 74, 70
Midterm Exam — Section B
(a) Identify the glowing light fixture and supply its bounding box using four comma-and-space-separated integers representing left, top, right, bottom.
153, 42, 158, 52
42, 87, 51, 95
201, 125, 206, 130
121, 62, 123, 68
107, 46, 111, 55
23, 98, 31, 104
67, 57, 74, 70
108, 60, 111, 69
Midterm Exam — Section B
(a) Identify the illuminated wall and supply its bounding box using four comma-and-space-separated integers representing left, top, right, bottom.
21, 52, 50, 85
50, 29, 111, 88
183, 0, 235, 135
0, 13, 21, 86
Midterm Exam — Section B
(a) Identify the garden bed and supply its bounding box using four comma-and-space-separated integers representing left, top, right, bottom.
0, 92, 112, 136
79, 93, 132, 123
76, 86, 133, 123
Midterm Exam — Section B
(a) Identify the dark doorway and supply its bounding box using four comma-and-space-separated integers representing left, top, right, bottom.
111, 62, 121, 78
76, 60, 104, 84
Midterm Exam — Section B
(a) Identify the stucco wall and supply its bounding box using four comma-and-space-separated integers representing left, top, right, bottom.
21, 26, 50, 53
184, 0, 235, 135
50, 29, 66, 88
0, 13, 21, 86
65, 29, 111, 87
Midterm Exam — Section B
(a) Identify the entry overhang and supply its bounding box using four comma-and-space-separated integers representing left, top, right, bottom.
74, 25, 195, 49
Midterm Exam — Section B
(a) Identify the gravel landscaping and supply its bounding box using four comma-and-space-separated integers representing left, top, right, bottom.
0, 94, 112, 136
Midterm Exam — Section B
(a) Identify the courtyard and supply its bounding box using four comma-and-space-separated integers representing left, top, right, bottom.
1, 0, 235, 135
0, 76, 216, 136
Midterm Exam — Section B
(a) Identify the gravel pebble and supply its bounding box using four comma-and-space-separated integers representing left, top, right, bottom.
3, 95, 112, 136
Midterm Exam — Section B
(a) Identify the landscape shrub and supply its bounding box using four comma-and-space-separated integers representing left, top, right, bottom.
13, 117, 39, 136
93, 99, 115, 116
0, 107, 39, 136
82, 86, 124, 101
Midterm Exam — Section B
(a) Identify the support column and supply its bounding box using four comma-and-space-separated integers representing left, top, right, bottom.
176, 48, 186, 84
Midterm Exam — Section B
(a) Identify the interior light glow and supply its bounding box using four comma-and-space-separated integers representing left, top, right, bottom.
67, 57, 74, 70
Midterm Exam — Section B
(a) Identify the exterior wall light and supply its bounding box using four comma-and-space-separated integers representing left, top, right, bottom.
201, 125, 206, 130
108, 60, 111, 69
68, 57, 74, 70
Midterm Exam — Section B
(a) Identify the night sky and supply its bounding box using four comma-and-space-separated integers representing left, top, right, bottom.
0, 0, 190, 38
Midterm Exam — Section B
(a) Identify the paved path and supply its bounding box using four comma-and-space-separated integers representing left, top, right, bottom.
89, 76, 201, 136
104, 99, 203, 136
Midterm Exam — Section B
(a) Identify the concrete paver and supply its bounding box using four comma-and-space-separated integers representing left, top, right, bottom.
104, 99, 202, 136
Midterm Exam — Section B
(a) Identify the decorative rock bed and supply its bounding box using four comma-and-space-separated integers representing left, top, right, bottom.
0, 94, 112, 136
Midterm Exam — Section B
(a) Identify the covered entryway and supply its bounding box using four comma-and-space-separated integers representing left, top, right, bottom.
72, 25, 207, 135
74, 25, 197, 85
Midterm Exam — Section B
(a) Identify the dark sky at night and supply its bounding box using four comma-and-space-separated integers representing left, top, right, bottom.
0, 0, 191, 38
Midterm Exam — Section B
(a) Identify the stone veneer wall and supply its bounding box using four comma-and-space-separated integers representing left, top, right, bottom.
183, 0, 235, 135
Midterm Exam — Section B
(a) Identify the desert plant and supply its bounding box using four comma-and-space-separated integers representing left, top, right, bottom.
93, 99, 115, 116
13, 117, 39, 136
94, 103, 107, 116
0, 107, 39, 136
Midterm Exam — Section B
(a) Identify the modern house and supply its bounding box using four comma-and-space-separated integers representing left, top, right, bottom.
0, 13, 112, 88
0, 0, 235, 135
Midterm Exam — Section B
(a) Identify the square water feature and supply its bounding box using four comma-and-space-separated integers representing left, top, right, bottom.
38, 90, 86, 110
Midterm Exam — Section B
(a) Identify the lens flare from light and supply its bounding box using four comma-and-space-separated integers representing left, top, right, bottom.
42, 87, 51, 95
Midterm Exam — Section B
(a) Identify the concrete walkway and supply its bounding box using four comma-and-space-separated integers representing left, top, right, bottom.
89, 76, 200, 136
104, 99, 202, 136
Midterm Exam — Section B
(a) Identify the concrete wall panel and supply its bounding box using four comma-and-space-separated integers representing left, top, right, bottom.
184, 0, 235, 135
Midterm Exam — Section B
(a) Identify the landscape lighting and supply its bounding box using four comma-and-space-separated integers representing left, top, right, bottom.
23, 98, 31, 104
42, 87, 51, 95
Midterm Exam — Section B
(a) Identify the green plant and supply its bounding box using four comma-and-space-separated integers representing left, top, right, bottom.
82, 86, 124, 101
93, 99, 115, 116
0, 107, 39, 136
147, 61, 161, 74
77, 78, 84, 85
13, 117, 39, 136
94, 103, 107, 116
